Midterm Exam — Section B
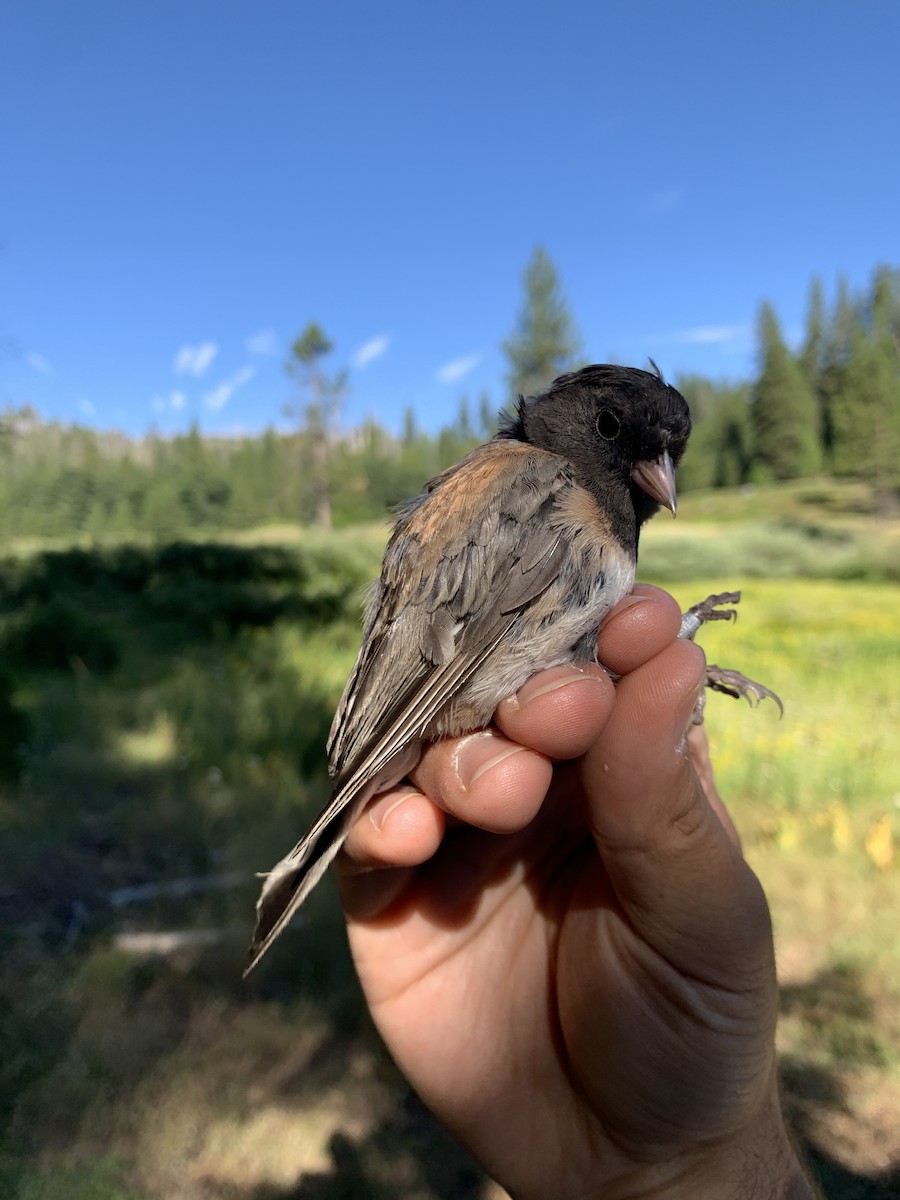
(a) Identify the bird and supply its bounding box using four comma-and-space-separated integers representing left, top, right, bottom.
246, 363, 774, 974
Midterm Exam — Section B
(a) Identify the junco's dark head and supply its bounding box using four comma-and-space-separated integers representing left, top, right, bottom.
499, 363, 691, 526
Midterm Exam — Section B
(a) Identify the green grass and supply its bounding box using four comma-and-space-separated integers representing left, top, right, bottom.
676, 476, 896, 524
672, 578, 899, 960
677, 579, 899, 818
654, 577, 900, 1194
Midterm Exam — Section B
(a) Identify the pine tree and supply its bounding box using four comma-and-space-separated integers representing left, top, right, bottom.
285, 323, 347, 528
869, 267, 900, 502
502, 247, 582, 398
477, 391, 495, 439
800, 277, 826, 387
832, 269, 900, 503
401, 406, 418, 447
752, 303, 822, 480
678, 375, 754, 491
710, 387, 754, 488
454, 395, 474, 441
800, 276, 831, 459
819, 277, 861, 474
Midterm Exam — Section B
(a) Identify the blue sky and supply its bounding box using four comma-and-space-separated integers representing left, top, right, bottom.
2, 1, 898, 437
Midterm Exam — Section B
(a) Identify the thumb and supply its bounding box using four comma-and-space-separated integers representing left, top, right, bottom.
581, 638, 773, 989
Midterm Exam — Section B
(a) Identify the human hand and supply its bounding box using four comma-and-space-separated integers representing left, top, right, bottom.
336, 585, 812, 1199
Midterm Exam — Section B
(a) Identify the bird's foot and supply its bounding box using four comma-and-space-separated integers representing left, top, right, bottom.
678, 592, 783, 724
679, 590, 741, 642
701, 664, 783, 716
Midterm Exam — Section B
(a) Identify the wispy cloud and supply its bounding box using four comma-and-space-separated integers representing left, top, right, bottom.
174, 341, 219, 376
151, 390, 189, 414
246, 329, 278, 356
78, 399, 96, 417
203, 365, 255, 411
25, 349, 52, 374
352, 334, 390, 369
435, 353, 482, 384
671, 323, 750, 346
641, 187, 685, 216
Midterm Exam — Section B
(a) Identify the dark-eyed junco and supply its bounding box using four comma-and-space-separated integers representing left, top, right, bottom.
246, 364, 775, 973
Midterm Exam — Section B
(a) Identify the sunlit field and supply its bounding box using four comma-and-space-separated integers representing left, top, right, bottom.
1, 490, 898, 1198
669, 578, 900, 1189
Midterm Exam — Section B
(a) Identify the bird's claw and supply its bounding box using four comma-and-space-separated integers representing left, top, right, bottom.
704, 664, 784, 716
679, 591, 783, 724
679, 591, 742, 641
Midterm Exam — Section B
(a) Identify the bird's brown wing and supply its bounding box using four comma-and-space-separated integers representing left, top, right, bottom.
246, 442, 581, 972
327, 440, 574, 783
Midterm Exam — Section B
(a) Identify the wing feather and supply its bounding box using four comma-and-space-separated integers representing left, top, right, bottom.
327, 442, 574, 779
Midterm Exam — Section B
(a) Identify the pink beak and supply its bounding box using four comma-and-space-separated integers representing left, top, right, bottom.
632, 451, 677, 515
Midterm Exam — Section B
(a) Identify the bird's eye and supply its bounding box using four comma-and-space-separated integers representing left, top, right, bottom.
596, 409, 621, 440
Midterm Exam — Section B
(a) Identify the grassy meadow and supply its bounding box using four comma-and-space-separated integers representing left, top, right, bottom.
1, 480, 899, 1199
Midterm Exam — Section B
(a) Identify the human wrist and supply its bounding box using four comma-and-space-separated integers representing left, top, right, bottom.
657, 1139, 815, 1200
615, 1099, 817, 1200
505, 1108, 817, 1200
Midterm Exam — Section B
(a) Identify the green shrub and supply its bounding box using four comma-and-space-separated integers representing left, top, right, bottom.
2, 599, 120, 674
0, 666, 30, 779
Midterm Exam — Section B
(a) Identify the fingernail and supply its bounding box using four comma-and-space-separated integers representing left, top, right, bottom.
511, 667, 604, 710
369, 790, 413, 832
619, 592, 655, 609
453, 732, 526, 789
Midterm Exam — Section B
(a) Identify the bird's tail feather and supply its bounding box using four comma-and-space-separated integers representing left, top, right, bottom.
245, 740, 424, 975
244, 800, 357, 976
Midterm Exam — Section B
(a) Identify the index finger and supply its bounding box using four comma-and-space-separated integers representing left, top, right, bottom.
597, 584, 683, 677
